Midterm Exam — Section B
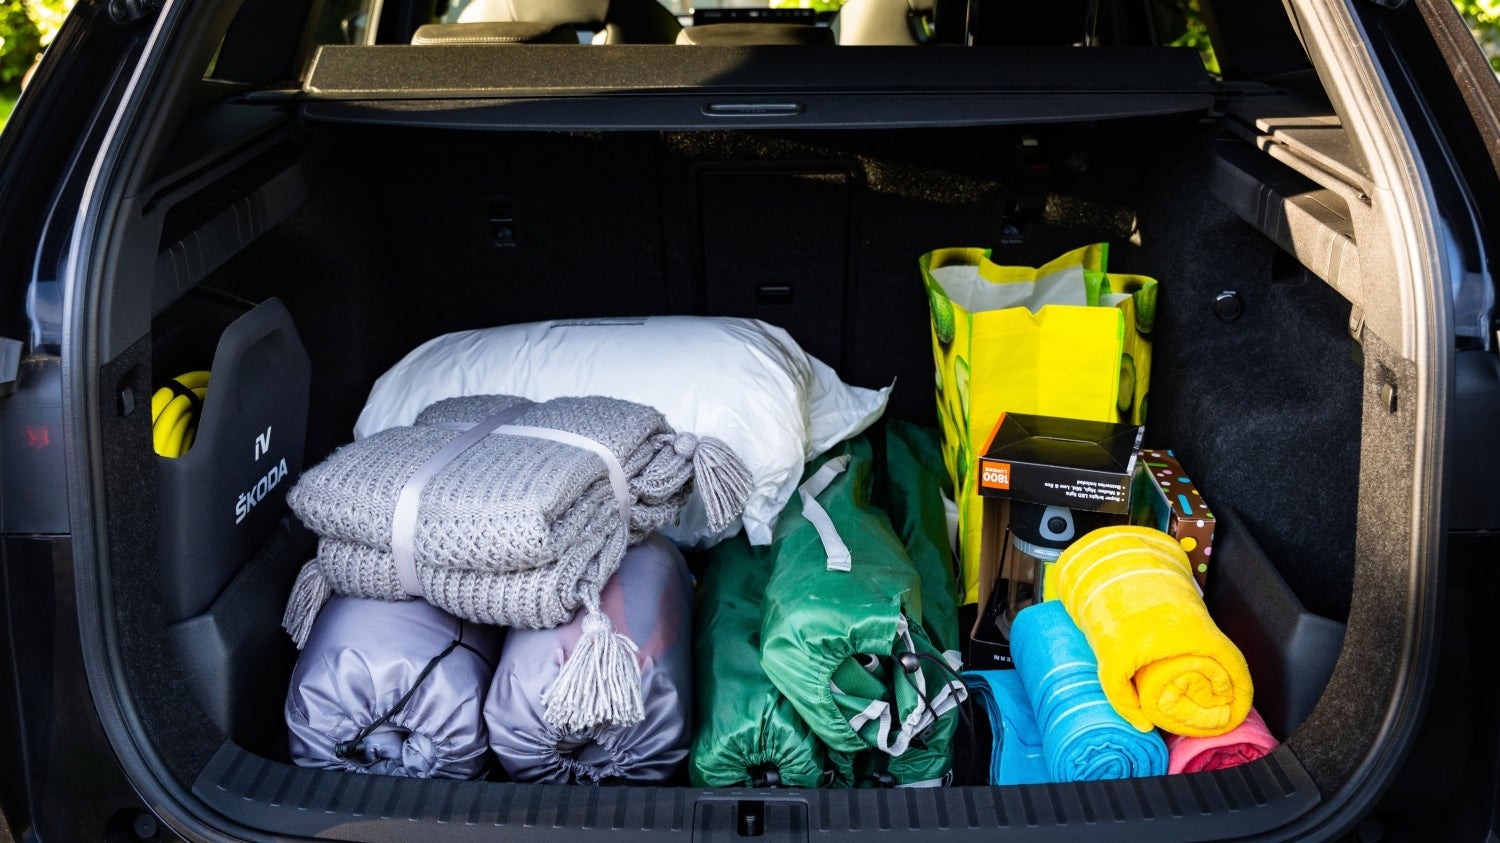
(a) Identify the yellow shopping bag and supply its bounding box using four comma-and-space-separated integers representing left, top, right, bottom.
920, 244, 1156, 604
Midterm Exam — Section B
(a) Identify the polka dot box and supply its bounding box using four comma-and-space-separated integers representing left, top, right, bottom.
1129, 449, 1216, 589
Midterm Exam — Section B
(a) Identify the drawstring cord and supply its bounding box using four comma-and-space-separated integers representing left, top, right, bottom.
897, 648, 976, 785
334, 623, 487, 761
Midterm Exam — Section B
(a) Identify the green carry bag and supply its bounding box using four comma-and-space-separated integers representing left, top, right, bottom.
759, 441, 967, 781
875, 419, 962, 656
690, 537, 837, 789
872, 419, 966, 786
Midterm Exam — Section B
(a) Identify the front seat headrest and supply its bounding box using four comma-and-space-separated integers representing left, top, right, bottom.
457, 0, 680, 43
460, 0, 612, 26
834, 0, 936, 46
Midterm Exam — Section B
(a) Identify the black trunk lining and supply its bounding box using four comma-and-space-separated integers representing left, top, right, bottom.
191, 741, 1320, 842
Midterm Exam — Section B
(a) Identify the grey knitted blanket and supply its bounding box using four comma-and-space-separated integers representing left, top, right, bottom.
284, 395, 750, 643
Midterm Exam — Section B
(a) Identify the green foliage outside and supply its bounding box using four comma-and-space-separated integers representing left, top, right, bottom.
1455, 0, 1500, 70
1165, 0, 1222, 75
770, 0, 844, 10
0, 0, 72, 129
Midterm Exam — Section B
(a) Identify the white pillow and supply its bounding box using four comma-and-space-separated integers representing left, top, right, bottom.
354, 316, 890, 548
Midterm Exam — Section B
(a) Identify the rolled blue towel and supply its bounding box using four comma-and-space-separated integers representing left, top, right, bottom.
962, 670, 1046, 785
1011, 601, 1169, 782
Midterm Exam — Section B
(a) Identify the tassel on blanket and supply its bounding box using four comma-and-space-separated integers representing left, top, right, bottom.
542, 599, 644, 732
283, 560, 333, 649
676, 433, 753, 534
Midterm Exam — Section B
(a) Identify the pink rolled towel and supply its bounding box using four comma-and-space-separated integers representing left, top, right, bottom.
1166, 708, 1278, 774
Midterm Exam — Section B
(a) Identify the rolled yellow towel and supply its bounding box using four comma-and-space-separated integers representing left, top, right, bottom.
1053, 526, 1252, 738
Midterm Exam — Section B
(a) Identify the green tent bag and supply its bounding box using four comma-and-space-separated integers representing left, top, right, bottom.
759, 440, 967, 777
874, 419, 962, 657
868, 420, 964, 786
690, 538, 836, 789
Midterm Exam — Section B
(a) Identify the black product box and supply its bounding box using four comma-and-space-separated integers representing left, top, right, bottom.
968, 499, 1029, 670
975, 412, 1143, 514
967, 413, 1141, 668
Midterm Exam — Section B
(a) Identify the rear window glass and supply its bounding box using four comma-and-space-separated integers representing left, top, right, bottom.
314, 0, 376, 44
364, 0, 1222, 74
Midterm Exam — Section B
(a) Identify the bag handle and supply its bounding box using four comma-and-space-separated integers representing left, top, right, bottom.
798, 456, 852, 572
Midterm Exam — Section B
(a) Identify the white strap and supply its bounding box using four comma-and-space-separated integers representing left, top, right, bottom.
842, 677, 968, 758
847, 698, 889, 735
391, 406, 632, 598
801, 455, 850, 498
798, 456, 851, 572
391, 403, 534, 597
494, 425, 633, 527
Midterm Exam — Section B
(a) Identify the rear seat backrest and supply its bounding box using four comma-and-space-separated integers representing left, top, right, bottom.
456, 0, 681, 44
677, 23, 835, 46
967, 0, 1095, 45
411, 21, 581, 44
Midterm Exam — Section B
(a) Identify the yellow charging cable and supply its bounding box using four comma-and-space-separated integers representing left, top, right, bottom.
151, 370, 210, 458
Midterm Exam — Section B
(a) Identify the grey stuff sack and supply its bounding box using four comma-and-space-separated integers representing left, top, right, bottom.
486, 533, 693, 783
285, 594, 502, 779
